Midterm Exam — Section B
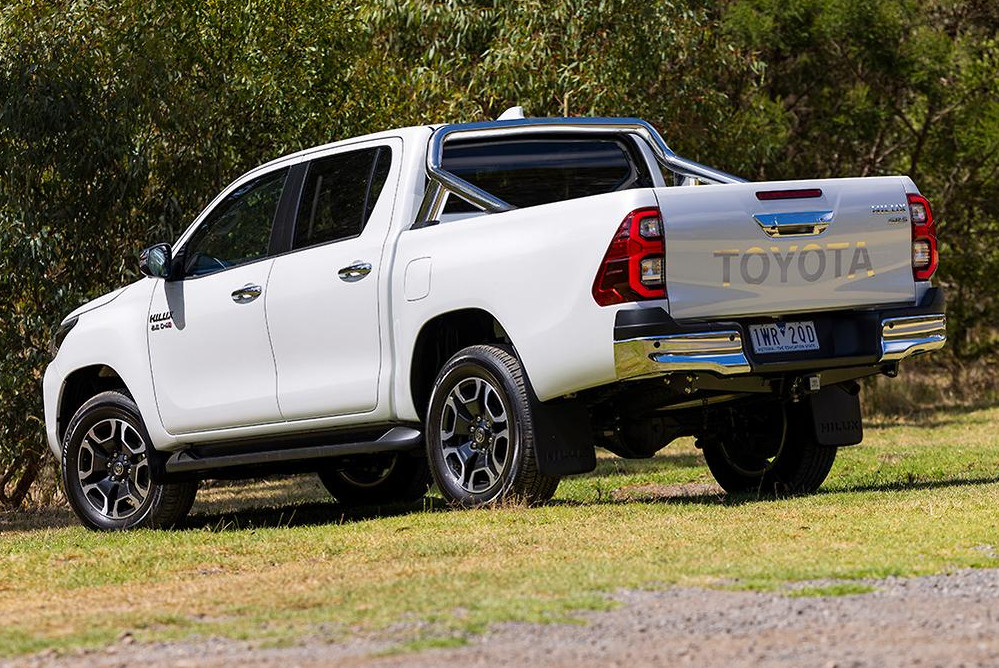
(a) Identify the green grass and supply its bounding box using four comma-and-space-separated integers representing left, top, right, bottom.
1, 406, 999, 657
785, 583, 877, 597
376, 636, 471, 656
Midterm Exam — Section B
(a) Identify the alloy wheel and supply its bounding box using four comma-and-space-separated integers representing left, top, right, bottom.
438, 376, 513, 494
76, 418, 151, 520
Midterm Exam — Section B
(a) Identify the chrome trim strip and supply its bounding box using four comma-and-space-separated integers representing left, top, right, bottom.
880, 315, 947, 361
615, 331, 751, 380
753, 210, 834, 238
421, 117, 746, 219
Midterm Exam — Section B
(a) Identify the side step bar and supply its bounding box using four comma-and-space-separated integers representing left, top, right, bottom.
163, 426, 423, 476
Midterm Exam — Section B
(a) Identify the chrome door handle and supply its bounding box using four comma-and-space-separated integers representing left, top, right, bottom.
231, 284, 262, 304
338, 261, 372, 283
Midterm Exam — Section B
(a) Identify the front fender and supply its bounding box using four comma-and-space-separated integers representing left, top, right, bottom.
46, 279, 178, 455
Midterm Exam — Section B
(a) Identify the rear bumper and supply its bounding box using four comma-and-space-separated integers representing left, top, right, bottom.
614, 287, 946, 380
880, 315, 947, 361
615, 331, 752, 378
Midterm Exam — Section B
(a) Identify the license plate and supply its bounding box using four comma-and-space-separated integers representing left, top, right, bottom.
749, 321, 819, 354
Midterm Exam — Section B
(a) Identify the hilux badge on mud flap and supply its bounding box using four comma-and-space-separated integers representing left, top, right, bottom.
149, 311, 173, 332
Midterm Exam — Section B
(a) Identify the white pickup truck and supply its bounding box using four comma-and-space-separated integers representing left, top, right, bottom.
44, 112, 946, 529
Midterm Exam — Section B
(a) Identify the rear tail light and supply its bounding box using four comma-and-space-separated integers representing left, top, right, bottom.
592, 207, 666, 306
907, 193, 938, 280
640, 257, 663, 285
912, 240, 932, 269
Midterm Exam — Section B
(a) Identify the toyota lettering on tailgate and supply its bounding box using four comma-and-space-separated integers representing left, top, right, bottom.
713, 242, 874, 286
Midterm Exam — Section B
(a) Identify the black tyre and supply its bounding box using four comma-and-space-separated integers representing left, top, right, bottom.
699, 401, 837, 495
425, 345, 560, 507
317, 452, 431, 507
62, 390, 198, 530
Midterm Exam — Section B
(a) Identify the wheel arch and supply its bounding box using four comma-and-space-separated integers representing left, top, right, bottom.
58, 365, 131, 443
408, 308, 512, 420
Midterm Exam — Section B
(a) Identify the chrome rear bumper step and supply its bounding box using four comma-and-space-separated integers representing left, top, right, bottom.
614, 313, 947, 380
614, 331, 752, 379
880, 315, 947, 362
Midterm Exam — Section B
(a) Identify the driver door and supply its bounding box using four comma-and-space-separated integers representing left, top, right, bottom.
147, 167, 289, 434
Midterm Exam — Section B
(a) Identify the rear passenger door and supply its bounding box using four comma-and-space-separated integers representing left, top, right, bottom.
266, 139, 400, 421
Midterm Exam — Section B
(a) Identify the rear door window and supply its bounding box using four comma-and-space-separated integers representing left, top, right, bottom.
294, 146, 391, 249
441, 135, 652, 211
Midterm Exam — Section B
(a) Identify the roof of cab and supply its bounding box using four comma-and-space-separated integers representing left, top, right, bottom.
247, 124, 437, 178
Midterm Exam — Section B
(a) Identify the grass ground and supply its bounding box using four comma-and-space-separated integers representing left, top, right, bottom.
1, 406, 998, 657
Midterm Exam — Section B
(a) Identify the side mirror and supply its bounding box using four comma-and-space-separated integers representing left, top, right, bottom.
139, 243, 172, 279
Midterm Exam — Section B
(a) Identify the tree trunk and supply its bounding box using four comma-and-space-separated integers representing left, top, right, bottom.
0, 451, 41, 510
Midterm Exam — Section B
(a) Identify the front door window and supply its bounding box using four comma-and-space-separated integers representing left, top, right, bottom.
183, 168, 288, 277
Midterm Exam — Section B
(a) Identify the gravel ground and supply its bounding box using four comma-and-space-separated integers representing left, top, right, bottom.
8, 569, 999, 668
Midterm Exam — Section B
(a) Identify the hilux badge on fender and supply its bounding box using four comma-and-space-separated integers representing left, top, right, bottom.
149, 311, 173, 331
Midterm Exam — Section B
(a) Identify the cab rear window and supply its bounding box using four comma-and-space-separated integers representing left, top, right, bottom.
441, 135, 652, 212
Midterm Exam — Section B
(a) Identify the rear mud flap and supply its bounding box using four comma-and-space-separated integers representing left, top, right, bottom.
530, 395, 597, 476
805, 384, 863, 447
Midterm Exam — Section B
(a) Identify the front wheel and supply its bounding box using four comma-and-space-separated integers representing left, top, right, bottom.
425, 345, 560, 507
62, 391, 198, 530
699, 401, 837, 495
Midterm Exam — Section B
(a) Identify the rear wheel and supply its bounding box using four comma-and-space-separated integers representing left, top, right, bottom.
62, 391, 197, 530
699, 401, 837, 495
317, 452, 431, 507
425, 345, 560, 507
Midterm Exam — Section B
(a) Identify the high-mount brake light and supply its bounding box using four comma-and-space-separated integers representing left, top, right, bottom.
907, 193, 938, 281
755, 188, 823, 201
592, 207, 665, 306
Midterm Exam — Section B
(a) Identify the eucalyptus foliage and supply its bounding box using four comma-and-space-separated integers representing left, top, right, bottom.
1, 0, 996, 506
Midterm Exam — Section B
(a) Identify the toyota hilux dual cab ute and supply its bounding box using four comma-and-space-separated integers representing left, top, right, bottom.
44, 110, 946, 529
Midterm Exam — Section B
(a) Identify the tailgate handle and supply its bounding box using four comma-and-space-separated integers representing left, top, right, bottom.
753, 210, 833, 238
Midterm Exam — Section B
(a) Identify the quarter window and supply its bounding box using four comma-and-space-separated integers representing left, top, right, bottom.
183, 168, 288, 278
294, 146, 391, 249
441, 136, 652, 211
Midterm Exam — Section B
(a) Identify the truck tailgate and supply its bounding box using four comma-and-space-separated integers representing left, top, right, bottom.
655, 176, 916, 320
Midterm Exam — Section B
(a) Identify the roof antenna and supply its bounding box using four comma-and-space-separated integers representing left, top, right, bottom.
497, 105, 525, 121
